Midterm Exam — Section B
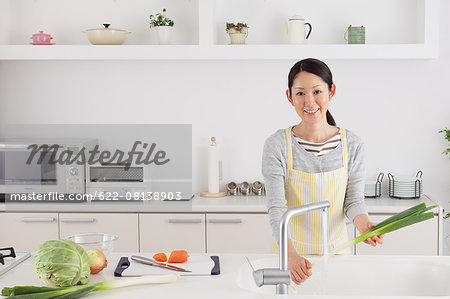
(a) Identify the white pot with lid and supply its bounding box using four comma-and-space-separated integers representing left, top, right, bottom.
83, 24, 131, 45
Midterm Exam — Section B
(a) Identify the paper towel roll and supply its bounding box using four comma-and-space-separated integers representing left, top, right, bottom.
208, 137, 219, 193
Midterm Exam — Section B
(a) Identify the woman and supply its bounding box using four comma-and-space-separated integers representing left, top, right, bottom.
262, 58, 383, 285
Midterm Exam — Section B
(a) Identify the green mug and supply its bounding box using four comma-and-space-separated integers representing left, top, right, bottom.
345, 25, 365, 44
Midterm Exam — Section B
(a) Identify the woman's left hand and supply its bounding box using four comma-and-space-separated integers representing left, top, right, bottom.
353, 214, 384, 247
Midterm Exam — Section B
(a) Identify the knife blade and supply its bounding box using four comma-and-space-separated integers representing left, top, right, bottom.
130, 255, 191, 273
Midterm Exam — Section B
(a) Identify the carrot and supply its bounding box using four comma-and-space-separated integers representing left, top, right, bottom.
168, 250, 189, 263
153, 252, 167, 262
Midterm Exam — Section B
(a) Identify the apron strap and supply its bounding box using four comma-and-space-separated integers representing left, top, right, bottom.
340, 128, 349, 170
285, 127, 294, 170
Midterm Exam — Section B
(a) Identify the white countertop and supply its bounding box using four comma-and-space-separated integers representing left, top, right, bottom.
0, 194, 440, 214
1, 253, 450, 299
0, 253, 263, 299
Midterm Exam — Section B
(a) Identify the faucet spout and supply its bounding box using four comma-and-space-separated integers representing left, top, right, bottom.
252, 201, 330, 295
278, 201, 330, 294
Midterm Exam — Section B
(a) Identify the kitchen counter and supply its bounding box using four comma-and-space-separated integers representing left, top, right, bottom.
1, 253, 450, 299
0, 194, 440, 214
0, 253, 263, 299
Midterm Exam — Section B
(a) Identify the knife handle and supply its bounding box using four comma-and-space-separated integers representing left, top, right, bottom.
114, 257, 130, 277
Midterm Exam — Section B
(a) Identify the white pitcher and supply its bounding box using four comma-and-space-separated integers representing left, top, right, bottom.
286, 14, 312, 44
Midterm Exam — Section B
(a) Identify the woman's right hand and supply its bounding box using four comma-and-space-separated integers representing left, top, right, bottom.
288, 243, 312, 285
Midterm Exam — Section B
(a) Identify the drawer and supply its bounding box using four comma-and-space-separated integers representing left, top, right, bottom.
59, 213, 139, 252
0, 213, 58, 252
206, 214, 272, 253
139, 214, 206, 253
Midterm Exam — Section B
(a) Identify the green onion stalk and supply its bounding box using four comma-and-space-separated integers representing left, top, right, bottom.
330, 202, 437, 256
1, 274, 179, 299
312, 202, 437, 267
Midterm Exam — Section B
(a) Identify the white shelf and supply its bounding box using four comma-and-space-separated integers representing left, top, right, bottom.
0, 43, 438, 60
0, 0, 440, 60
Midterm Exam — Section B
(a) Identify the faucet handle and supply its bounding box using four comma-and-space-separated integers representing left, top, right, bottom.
253, 268, 290, 287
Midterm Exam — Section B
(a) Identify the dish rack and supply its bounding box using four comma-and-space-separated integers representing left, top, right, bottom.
364, 172, 384, 198
388, 170, 423, 199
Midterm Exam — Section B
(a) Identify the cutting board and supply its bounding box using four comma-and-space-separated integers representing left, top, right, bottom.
114, 255, 220, 277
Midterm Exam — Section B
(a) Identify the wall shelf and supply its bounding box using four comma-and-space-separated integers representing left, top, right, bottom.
0, 43, 438, 60
0, 0, 440, 60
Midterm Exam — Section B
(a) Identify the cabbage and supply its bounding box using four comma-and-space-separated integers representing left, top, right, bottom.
33, 240, 90, 287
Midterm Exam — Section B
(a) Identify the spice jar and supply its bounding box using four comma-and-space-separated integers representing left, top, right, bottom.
252, 181, 264, 195
226, 182, 238, 195
239, 181, 251, 195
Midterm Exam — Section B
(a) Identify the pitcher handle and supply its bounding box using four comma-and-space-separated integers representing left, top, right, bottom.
344, 25, 350, 41
305, 23, 312, 39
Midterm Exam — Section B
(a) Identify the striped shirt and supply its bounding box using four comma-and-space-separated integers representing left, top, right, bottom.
293, 133, 341, 157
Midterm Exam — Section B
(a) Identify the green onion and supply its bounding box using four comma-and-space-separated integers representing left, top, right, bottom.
329, 203, 438, 256
1, 274, 178, 299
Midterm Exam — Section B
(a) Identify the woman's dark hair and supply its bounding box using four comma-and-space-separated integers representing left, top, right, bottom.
288, 58, 336, 126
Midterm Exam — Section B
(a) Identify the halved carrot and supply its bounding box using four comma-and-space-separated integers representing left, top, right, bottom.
153, 252, 167, 262
168, 250, 188, 263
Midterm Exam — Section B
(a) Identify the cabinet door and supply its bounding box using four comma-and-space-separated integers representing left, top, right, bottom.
206, 214, 272, 253
59, 213, 138, 252
355, 214, 438, 256
0, 213, 58, 252
140, 214, 206, 253
346, 220, 355, 255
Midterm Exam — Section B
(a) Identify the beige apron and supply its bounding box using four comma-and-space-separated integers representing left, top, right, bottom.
272, 127, 350, 255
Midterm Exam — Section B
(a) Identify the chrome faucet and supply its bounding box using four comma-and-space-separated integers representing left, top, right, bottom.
252, 201, 330, 295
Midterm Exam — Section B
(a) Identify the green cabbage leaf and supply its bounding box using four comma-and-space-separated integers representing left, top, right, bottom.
33, 240, 90, 287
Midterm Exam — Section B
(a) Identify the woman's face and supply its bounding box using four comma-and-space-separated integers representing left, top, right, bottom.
286, 71, 336, 124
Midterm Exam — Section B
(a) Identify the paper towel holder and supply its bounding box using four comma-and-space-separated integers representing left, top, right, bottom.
200, 137, 226, 198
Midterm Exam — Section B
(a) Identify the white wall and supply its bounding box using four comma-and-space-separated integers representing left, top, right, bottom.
0, 1, 449, 253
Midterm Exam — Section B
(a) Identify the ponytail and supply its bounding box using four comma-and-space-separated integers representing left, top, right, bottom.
326, 110, 336, 126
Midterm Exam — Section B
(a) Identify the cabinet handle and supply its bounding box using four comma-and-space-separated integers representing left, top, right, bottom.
208, 219, 242, 224
61, 218, 95, 223
21, 217, 55, 223
168, 219, 202, 224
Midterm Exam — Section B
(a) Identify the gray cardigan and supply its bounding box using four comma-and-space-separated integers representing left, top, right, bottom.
262, 127, 368, 243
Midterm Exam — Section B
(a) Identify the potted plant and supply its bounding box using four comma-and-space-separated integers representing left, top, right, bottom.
439, 128, 450, 220
149, 8, 174, 45
226, 22, 248, 45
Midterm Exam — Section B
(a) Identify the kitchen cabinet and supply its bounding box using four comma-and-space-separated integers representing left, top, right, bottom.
59, 213, 139, 252
206, 214, 272, 253
346, 220, 356, 255
0, 0, 439, 60
355, 214, 439, 256
0, 213, 58, 252
139, 213, 206, 253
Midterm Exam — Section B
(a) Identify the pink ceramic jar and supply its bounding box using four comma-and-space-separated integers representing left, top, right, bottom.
30, 31, 54, 44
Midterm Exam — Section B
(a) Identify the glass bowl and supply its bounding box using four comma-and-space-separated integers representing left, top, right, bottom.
63, 232, 118, 258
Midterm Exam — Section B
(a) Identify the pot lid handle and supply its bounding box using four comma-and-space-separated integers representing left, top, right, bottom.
103, 24, 110, 28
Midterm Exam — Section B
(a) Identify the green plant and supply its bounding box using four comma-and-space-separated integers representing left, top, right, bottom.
439, 128, 450, 219
149, 8, 174, 28
439, 128, 450, 156
226, 22, 248, 33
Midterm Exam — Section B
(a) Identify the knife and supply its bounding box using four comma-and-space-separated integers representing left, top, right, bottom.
130, 255, 191, 273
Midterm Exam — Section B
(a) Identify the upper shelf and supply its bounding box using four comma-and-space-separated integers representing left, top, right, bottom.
0, 44, 438, 60
0, 0, 440, 60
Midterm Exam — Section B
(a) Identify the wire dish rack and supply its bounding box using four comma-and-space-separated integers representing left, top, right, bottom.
364, 172, 384, 198
388, 170, 423, 199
